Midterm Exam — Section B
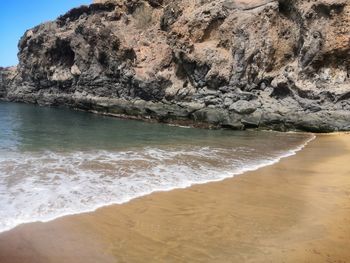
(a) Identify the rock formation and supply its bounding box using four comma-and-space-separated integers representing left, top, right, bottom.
0, 0, 349, 132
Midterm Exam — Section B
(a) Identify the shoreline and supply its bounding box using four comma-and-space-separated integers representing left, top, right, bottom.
0, 131, 315, 234
1, 133, 350, 262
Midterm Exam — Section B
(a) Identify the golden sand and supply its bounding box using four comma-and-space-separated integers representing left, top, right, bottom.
0, 134, 349, 263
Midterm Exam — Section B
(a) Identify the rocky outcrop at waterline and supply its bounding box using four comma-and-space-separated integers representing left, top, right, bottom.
0, 67, 15, 98
0, 0, 349, 132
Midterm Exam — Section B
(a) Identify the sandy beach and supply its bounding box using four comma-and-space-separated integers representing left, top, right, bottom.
0, 134, 349, 263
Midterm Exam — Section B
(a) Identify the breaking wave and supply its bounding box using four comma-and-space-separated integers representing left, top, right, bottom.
0, 135, 314, 233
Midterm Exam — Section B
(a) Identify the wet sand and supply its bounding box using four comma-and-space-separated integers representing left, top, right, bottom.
0, 134, 350, 263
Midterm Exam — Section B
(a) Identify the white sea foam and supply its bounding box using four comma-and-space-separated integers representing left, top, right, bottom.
0, 135, 315, 233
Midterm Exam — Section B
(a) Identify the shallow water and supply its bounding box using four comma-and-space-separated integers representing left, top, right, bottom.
0, 102, 313, 232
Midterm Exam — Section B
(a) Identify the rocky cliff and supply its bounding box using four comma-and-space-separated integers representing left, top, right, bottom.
0, 0, 349, 132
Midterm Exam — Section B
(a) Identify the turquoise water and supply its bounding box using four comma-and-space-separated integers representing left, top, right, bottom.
0, 102, 314, 232
0, 102, 287, 152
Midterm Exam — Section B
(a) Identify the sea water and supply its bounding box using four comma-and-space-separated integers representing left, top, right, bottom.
0, 102, 314, 232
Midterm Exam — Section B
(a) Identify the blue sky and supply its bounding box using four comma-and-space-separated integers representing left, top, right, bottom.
0, 0, 91, 67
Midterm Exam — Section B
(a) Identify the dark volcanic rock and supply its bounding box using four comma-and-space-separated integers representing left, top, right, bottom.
0, 67, 16, 99
0, 0, 349, 132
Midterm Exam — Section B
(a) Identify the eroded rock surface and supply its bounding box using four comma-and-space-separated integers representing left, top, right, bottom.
1, 0, 349, 132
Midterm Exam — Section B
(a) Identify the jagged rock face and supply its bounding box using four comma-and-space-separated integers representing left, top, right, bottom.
0, 67, 16, 99
1, 0, 349, 132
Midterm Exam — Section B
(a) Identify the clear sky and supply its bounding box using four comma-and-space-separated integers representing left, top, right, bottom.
0, 0, 91, 67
